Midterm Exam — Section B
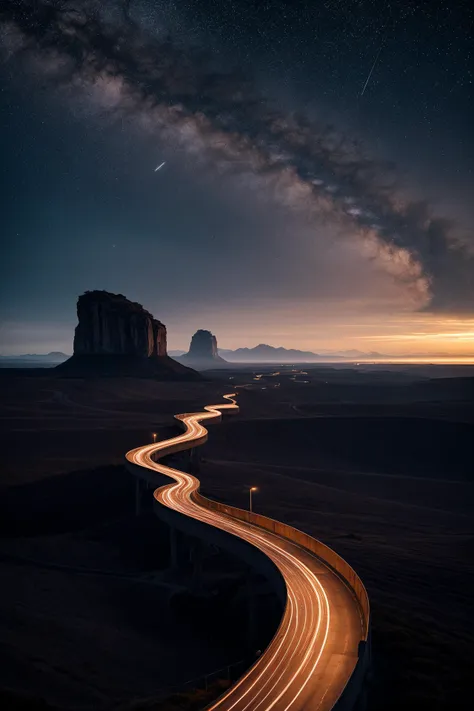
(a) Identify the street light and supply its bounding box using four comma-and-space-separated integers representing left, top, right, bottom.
249, 486, 258, 513
152, 432, 157, 443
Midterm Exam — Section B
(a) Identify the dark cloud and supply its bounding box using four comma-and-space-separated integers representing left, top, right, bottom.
1, 0, 472, 311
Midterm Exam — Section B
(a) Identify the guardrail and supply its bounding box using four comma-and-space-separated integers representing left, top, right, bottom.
191, 488, 371, 708
191, 489, 369, 638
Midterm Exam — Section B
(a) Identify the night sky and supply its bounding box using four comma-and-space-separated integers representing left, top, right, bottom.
0, 0, 473, 356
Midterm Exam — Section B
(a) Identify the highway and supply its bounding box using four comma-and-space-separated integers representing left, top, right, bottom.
126, 395, 365, 710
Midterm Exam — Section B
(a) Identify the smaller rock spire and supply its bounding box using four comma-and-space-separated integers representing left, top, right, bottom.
179, 329, 227, 369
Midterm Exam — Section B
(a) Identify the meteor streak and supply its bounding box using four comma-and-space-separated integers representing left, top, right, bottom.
360, 43, 384, 97
154, 161, 165, 171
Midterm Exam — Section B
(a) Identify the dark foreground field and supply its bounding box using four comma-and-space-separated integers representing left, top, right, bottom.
0, 365, 473, 710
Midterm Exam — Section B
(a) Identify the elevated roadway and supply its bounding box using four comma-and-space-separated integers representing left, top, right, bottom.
126, 395, 369, 710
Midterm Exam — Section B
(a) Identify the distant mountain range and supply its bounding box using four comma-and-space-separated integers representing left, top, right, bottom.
218, 345, 325, 362
0, 351, 69, 360
169, 344, 392, 362
3, 346, 461, 367
0, 352, 69, 367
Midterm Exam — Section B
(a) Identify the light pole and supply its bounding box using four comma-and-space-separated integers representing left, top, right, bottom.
152, 432, 157, 443
249, 487, 257, 513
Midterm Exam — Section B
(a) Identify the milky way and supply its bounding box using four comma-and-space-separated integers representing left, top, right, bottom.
1, 0, 472, 311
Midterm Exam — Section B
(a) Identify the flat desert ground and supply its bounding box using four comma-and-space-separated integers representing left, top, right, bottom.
0, 365, 473, 710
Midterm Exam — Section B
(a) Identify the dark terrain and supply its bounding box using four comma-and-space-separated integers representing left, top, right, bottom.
0, 364, 473, 710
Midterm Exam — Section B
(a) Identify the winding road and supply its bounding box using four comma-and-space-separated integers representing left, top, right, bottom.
126, 394, 366, 710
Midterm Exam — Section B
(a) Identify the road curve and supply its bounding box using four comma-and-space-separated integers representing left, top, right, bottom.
126, 395, 364, 711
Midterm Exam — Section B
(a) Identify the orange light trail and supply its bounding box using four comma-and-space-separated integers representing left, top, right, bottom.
126, 395, 362, 710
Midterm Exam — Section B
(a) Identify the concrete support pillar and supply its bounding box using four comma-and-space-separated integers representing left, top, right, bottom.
135, 478, 141, 517
356, 685, 368, 711
246, 572, 256, 655
170, 526, 179, 569
191, 541, 203, 594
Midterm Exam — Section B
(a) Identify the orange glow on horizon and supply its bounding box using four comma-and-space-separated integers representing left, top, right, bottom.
169, 312, 474, 360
